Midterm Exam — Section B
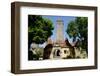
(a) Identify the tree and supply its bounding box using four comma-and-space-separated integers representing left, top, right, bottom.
28, 15, 54, 48
66, 17, 88, 50
66, 21, 78, 42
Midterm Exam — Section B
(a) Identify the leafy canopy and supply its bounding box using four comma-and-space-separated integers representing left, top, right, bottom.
28, 15, 54, 44
66, 17, 88, 50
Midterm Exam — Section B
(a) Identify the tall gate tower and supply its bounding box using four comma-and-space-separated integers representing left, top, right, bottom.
56, 19, 64, 44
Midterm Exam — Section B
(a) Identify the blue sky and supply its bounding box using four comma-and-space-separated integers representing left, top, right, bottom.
42, 15, 76, 43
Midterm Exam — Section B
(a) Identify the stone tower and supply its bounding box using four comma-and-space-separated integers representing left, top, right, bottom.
56, 19, 64, 44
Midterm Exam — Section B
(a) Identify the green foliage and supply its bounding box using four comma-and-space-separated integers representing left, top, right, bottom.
66, 17, 88, 50
32, 48, 44, 60
28, 15, 54, 45
67, 21, 78, 42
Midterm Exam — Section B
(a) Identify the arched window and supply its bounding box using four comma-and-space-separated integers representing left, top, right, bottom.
53, 49, 61, 58
64, 50, 67, 54
57, 49, 60, 56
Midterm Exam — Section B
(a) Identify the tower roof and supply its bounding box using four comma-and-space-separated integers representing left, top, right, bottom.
65, 38, 72, 47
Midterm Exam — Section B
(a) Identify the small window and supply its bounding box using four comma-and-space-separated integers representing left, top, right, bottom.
57, 49, 60, 56
64, 50, 67, 54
